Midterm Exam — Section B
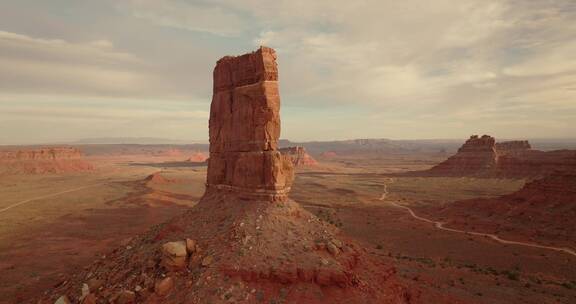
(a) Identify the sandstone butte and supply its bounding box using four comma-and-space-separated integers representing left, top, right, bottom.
421, 134, 576, 178
279, 146, 318, 167
0, 147, 93, 175
42, 47, 465, 304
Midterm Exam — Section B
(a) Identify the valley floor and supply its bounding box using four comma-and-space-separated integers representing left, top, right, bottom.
0, 154, 574, 303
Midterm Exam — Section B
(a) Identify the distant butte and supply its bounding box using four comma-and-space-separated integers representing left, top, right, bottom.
0, 147, 93, 175
418, 134, 576, 178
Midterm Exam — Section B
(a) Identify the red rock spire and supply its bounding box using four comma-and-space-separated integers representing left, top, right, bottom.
206, 47, 294, 200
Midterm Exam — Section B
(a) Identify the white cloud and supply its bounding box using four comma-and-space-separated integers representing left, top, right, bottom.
0, 30, 193, 99
119, 0, 247, 36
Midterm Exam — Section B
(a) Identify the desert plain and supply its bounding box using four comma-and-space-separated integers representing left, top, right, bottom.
0, 143, 574, 303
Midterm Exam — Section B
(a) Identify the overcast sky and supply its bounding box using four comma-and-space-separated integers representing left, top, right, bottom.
0, 0, 575, 144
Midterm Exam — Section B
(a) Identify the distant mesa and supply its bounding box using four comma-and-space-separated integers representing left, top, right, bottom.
280, 146, 318, 167
418, 134, 576, 178
320, 151, 338, 158
43, 47, 422, 303
186, 151, 208, 163
0, 147, 93, 175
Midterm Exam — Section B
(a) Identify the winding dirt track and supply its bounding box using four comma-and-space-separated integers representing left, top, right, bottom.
379, 193, 576, 258
0, 183, 106, 214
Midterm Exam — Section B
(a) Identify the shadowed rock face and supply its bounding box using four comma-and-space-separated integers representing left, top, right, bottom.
428, 135, 498, 175
495, 140, 531, 157
207, 47, 294, 199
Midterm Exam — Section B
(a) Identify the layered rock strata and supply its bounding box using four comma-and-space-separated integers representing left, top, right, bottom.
422, 135, 576, 177
207, 46, 294, 200
426, 135, 498, 175
0, 147, 93, 174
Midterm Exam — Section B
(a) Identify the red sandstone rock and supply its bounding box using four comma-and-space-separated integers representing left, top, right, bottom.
0, 147, 93, 175
495, 140, 531, 156
426, 135, 497, 176
39, 47, 447, 304
423, 135, 576, 177
207, 46, 294, 199
280, 146, 318, 167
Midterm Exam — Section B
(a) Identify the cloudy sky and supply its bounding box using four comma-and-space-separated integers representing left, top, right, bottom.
0, 0, 575, 144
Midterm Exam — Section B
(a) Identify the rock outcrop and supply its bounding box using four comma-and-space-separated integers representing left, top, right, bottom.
145, 172, 174, 185
40, 47, 423, 304
0, 147, 93, 174
425, 135, 497, 176
186, 151, 208, 163
280, 146, 318, 167
207, 46, 294, 200
420, 135, 576, 177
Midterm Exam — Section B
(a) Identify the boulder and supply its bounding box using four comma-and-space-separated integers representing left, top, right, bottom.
161, 241, 188, 270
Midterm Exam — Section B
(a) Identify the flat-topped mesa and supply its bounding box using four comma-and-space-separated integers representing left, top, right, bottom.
0, 147, 84, 160
207, 47, 294, 200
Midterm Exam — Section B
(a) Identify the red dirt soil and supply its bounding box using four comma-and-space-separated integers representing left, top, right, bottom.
39, 191, 432, 303
423, 172, 576, 249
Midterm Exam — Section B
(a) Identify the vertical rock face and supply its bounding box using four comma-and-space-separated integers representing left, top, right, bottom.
495, 140, 531, 157
207, 47, 294, 199
428, 135, 498, 175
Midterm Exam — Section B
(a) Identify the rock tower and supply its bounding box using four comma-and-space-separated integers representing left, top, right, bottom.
207, 46, 294, 200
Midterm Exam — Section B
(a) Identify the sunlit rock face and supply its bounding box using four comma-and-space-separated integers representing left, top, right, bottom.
279, 146, 318, 167
207, 47, 294, 200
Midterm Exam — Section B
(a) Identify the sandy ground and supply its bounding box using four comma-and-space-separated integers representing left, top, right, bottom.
0, 153, 574, 303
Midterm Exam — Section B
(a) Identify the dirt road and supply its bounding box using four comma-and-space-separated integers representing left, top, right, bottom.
0, 183, 106, 214
379, 190, 576, 258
